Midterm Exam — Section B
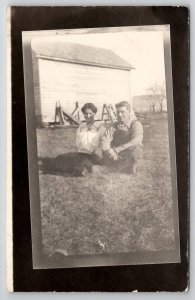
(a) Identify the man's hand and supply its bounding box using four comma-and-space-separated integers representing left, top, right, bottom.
114, 146, 123, 154
108, 150, 118, 161
111, 153, 118, 161
104, 148, 118, 161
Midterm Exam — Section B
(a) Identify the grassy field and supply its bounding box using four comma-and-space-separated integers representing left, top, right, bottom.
37, 114, 175, 256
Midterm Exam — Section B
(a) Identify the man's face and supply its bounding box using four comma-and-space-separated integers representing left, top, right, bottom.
116, 106, 130, 125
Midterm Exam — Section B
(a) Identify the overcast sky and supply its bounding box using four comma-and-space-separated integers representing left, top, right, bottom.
46, 29, 166, 96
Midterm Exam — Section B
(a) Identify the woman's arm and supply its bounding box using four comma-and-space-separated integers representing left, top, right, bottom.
76, 126, 81, 152
93, 124, 106, 158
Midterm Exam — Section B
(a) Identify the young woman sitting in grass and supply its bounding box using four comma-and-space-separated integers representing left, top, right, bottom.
40, 103, 105, 177
74, 103, 106, 176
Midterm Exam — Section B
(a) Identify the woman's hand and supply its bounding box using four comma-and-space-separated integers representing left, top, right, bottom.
94, 148, 102, 160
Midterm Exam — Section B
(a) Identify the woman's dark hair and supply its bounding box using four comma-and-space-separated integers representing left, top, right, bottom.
81, 103, 98, 114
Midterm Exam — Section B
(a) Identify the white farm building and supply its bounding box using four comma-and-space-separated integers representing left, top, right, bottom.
31, 39, 134, 125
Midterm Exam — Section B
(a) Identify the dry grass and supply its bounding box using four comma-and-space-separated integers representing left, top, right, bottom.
37, 114, 175, 256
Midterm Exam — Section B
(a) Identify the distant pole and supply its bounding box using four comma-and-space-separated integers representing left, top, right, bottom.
76, 101, 80, 120
129, 71, 132, 110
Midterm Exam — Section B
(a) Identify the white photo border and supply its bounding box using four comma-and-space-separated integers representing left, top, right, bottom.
22, 25, 180, 269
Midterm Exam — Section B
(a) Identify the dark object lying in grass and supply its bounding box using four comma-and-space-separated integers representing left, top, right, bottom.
39, 147, 143, 177
39, 152, 100, 177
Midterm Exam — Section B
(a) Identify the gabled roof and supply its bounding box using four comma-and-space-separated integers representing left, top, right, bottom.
32, 40, 134, 71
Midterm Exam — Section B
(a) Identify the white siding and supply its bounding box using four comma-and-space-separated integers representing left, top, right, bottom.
34, 58, 131, 123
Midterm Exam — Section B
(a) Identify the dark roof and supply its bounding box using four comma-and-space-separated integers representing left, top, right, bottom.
32, 40, 134, 70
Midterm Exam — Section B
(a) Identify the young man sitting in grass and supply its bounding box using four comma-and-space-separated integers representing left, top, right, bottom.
101, 101, 143, 174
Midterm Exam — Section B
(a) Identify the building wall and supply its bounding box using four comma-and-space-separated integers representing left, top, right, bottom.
33, 57, 131, 123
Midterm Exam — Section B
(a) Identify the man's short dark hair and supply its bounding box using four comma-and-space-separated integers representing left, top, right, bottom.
115, 101, 131, 112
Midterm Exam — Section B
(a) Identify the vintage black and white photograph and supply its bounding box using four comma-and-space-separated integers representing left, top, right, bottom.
22, 25, 180, 269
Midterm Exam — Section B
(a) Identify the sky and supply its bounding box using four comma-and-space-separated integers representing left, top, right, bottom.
42, 29, 166, 96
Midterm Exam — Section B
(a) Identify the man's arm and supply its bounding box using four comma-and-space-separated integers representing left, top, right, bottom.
114, 121, 143, 154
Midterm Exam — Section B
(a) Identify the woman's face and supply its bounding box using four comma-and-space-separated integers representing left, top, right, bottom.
83, 108, 96, 123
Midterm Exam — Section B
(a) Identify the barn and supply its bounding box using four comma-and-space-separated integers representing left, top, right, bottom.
31, 39, 134, 125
